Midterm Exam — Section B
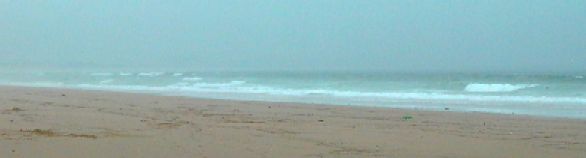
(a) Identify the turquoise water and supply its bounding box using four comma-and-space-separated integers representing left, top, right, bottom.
1, 71, 585, 119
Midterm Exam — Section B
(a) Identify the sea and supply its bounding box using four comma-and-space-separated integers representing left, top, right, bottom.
1, 71, 585, 119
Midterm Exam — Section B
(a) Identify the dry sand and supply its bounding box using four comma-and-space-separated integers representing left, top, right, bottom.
0, 86, 585, 158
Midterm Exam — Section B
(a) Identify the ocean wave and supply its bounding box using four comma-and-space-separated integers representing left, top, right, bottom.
182, 77, 202, 81
119, 73, 133, 76
90, 73, 113, 76
69, 82, 586, 104
138, 72, 165, 77
99, 79, 114, 84
230, 80, 246, 84
77, 84, 165, 91
465, 83, 538, 92
4, 81, 65, 88
173, 73, 183, 76
183, 80, 246, 88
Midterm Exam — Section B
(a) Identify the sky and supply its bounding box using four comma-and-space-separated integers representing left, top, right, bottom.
1, 0, 585, 73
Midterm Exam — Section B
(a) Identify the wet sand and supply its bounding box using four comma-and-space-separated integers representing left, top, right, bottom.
0, 86, 585, 158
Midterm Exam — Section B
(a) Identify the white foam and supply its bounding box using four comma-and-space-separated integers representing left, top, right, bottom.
69, 82, 586, 104
465, 83, 538, 92
99, 79, 114, 84
230, 80, 246, 84
5, 81, 64, 88
119, 73, 133, 76
185, 80, 246, 88
576, 75, 584, 79
173, 73, 183, 76
182, 77, 202, 81
138, 72, 165, 77
76, 84, 165, 91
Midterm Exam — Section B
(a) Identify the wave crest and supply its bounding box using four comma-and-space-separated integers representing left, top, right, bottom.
90, 73, 113, 76
465, 83, 538, 92
182, 77, 202, 81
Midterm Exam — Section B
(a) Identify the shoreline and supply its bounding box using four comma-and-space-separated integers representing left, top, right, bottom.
1, 86, 585, 157
4, 84, 585, 120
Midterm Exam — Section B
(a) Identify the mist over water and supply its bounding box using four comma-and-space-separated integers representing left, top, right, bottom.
1, 1, 586, 73
1, 1, 586, 118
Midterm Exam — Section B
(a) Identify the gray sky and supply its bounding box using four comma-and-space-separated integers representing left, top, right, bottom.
1, 0, 585, 73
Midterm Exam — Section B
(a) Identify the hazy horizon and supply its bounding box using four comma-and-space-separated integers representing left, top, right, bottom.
1, 1, 585, 74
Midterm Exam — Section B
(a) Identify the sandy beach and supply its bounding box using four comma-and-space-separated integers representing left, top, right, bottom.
0, 86, 585, 158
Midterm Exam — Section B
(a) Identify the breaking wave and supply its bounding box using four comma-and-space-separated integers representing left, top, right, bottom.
138, 72, 165, 77
69, 82, 586, 104
465, 83, 538, 92
3, 72, 586, 119
182, 77, 202, 81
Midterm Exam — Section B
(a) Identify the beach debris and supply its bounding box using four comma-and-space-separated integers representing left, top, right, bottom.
11, 107, 24, 112
10, 120, 13, 123
318, 119, 324, 122
61, 94, 66, 96
11, 150, 15, 153
66, 133, 98, 139
20, 129, 97, 139
402, 115, 413, 121
22, 129, 58, 137
268, 106, 271, 109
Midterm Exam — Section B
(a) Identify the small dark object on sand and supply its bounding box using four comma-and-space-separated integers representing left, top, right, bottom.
402, 115, 413, 120
268, 106, 271, 109
25, 129, 57, 137
61, 94, 66, 96
318, 120, 324, 122
11, 150, 15, 152
11, 107, 24, 112
10, 120, 13, 123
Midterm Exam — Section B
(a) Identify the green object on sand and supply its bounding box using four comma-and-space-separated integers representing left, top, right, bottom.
402, 115, 413, 120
